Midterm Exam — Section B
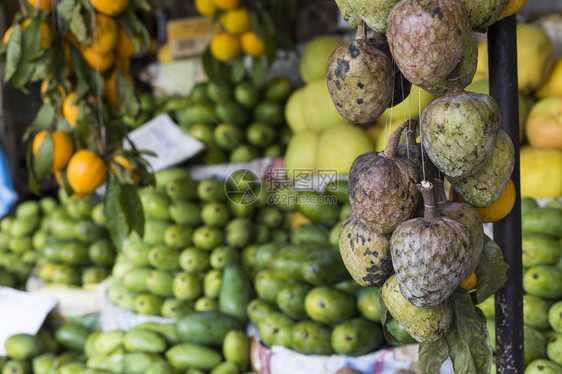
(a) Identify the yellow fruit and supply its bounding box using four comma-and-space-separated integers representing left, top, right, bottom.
498, 0, 528, 20
157, 43, 174, 63
210, 33, 241, 62
535, 57, 562, 99
54, 170, 65, 187
366, 123, 385, 145
195, 0, 217, 16
115, 27, 137, 58
111, 155, 140, 184
89, 0, 129, 16
241, 31, 265, 57
290, 212, 312, 228
92, 13, 118, 54
300, 36, 344, 84
40, 77, 66, 104
33, 130, 75, 172
221, 8, 251, 34
460, 273, 477, 291
63, 92, 80, 127
22, 19, 54, 50
3, 26, 13, 44
525, 97, 562, 150
455, 180, 516, 223
520, 146, 562, 198
104, 71, 133, 109
67, 150, 108, 198
81, 46, 114, 73
212, 0, 239, 11
63, 42, 74, 76
28, 0, 53, 12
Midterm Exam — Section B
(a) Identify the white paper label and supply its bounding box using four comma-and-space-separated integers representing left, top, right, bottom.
0, 287, 57, 356
126, 114, 205, 172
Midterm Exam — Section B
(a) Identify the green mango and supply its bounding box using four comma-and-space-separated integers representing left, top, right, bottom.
161, 298, 193, 318
173, 272, 203, 301
123, 267, 151, 292
207, 82, 233, 102
179, 247, 210, 273
122, 352, 161, 374
135, 294, 164, 315
37, 329, 58, 354
209, 246, 240, 270
228, 198, 257, 218
164, 225, 194, 249
51, 264, 81, 285
211, 361, 239, 374
32, 353, 56, 374
524, 294, 551, 330
60, 242, 89, 265
91, 203, 106, 227
276, 282, 311, 319
1, 360, 31, 374
86, 356, 110, 371
94, 330, 125, 355
82, 267, 110, 285
141, 191, 172, 221
146, 361, 178, 374
525, 359, 562, 374
255, 270, 284, 303
523, 235, 561, 267
333, 280, 363, 294
477, 295, 495, 320
148, 246, 180, 270
297, 191, 339, 225
253, 243, 280, 270
521, 197, 539, 215
166, 343, 223, 371
549, 301, 562, 333
197, 179, 226, 202
169, 201, 201, 226
0, 232, 11, 251
204, 270, 223, 298
194, 297, 219, 312
49, 216, 76, 240
154, 168, 191, 187
216, 101, 250, 126
0, 217, 13, 232
122, 237, 151, 266
8, 236, 33, 254
331, 318, 383, 356
300, 249, 348, 286
39, 197, 57, 214
241, 244, 259, 275
5, 334, 44, 360
247, 299, 277, 325
219, 263, 252, 323
305, 286, 357, 325
225, 219, 256, 248
55, 324, 90, 351
108, 286, 137, 311
201, 203, 231, 227
65, 194, 100, 219
146, 270, 174, 297
258, 313, 293, 347
253, 100, 283, 126
290, 224, 331, 246
524, 266, 562, 299
112, 256, 136, 279
223, 330, 249, 371
22, 250, 39, 264
256, 207, 283, 229
84, 332, 102, 358
254, 225, 271, 245
214, 123, 245, 151
175, 311, 242, 346
143, 219, 169, 246
16, 201, 40, 219
325, 179, 349, 203
546, 199, 562, 209
88, 239, 116, 266
547, 333, 562, 366
329, 221, 342, 246
269, 245, 308, 281
123, 330, 166, 353
525, 325, 547, 365
132, 323, 179, 345
385, 318, 416, 345
106, 348, 127, 372
192, 226, 225, 251
35, 261, 55, 282
10, 217, 39, 237
356, 287, 382, 322
166, 178, 198, 201
523, 208, 562, 239
291, 321, 333, 355
73, 220, 106, 243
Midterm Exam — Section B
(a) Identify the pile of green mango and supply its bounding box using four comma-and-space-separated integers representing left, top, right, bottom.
478, 198, 562, 373
109, 168, 292, 317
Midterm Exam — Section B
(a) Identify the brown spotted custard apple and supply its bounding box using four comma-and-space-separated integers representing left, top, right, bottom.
390, 181, 473, 308
348, 122, 420, 234
338, 214, 393, 287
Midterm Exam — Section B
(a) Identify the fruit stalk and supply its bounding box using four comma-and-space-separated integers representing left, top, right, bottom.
418, 181, 438, 222
445, 64, 464, 96
383, 122, 408, 157
432, 178, 449, 208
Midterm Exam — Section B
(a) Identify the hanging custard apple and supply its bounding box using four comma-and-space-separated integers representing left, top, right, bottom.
387, 0, 470, 89
335, 0, 362, 28
347, 0, 401, 34
339, 214, 393, 287
462, 0, 509, 30
382, 274, 452, 342
449, 129, 515, 208
395, 119, 439, 183
433, 178, 484, 275
421, 68, 501, 177
391, 181, 473, 308
327, 32, 394, 124
348, 122, 420, 234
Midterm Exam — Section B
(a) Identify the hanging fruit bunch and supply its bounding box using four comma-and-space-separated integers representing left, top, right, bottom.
0, 0, 157, 248
330, 0, 523, 371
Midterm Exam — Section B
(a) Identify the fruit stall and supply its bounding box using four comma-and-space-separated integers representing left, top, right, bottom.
0, 0, 561, 373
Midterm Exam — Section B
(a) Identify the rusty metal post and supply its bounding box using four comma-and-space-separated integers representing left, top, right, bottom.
488, 15, 524, 374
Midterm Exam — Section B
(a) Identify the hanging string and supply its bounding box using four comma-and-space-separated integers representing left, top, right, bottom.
385, 74, 396, 150
419, 86, 427, 181
92, 1, 107, 155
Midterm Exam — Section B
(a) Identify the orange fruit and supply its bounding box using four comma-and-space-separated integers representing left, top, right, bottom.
89, 0, 129, 16
41, 77, 67, 104
290, 211, 312, 228
453, 179, 516, 223
67, 150, 108, 198
28, 0, 53, 12
111, 155, 140, 184
63, 92, 80, 127
221, 8, 251, 34
498, 0, 528, 21
21, 19, 54, 50
115, 27, 137, 59
460, 273, 477, 291
241, 31, 265, 57
210, 33, 241, 62
81, 46, 114, 73
195, 0, 217, 15
54, 170, 64, 186
2, 26, 13, 44
212, 0, 240, 11
32, 130, 75, 172
104, 71, 133, 109
92, 13, 118, 54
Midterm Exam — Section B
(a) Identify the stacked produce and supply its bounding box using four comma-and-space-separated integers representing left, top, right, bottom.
108, 168, 288, 317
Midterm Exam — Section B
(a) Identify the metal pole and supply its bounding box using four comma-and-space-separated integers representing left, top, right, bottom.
488, 15, 524, 374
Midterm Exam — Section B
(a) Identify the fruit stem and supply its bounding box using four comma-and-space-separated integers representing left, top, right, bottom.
445, 63, 464, 96
432, 178, 450, 208
418, 181, 439, 222
405, 119, 418, 146
355, 25, 367, 40
383, 122, 408, 158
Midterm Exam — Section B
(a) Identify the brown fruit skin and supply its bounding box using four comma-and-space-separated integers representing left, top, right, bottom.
338, 214, 393, 287
386, 0, 469, 89
327, 38, 394, 124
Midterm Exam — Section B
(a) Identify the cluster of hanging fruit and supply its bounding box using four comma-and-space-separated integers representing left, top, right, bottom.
331, 0, 516, 368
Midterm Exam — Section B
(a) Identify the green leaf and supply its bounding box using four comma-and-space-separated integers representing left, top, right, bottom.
120, 184, 145, 237
232, 56, 246, 83
115, 71, 139, 117
265, 38, 276, 66
475, 235, 509, 304
33, 132, 54, 179
30, 46, 56, 82
5, 25, 22, 82
12, 21, 42, 88
56, 0, 75, 20
418, 339, 449, 374
202, 46, 217, 81
24, 103, 56, 140
26, 142, 39, 195
445, 289, 493, 374
251, 57, 265, 87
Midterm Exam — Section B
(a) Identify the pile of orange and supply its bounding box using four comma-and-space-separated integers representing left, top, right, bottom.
196, 0, 266, 62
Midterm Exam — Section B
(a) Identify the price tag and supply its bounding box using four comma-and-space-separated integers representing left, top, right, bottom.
126, 114, 205, 172
0, 287, 57, 356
